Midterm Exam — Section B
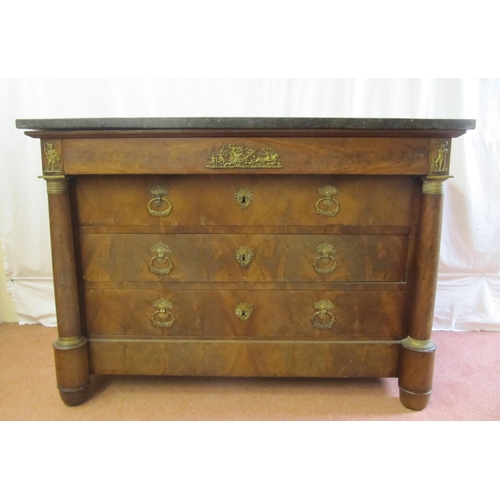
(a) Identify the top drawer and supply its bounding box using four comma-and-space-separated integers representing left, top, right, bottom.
76, 175, 414, 228
63, 137, 430, 175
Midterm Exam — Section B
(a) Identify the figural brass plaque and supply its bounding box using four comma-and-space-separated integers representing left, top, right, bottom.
208, 144, 281, 169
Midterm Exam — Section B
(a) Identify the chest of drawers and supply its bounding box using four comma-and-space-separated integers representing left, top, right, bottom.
17, 117, 474, 411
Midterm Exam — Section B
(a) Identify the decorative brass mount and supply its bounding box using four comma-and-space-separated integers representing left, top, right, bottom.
39, 175, 69, 194
208, 144, 281, 169
422, 175, 453, 195
150, 298, 175, 328
401, 336, 436, 352
149, 242, 174, 275
234, 187, 254, 210
234, 302, 253, 322
147, 185, 173, 217
235, 246, 254, 268
430, 141, 449, 173
315, 185, 340, 217
43, 142, 62, 173
53, 335, 88, 350
311, 299, 336, 329
313, 243, 338, 274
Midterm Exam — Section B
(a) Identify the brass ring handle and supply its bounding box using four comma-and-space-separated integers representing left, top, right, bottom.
315, 185, 340, 218
149, 242, 174, 275
311, 299, 336, 329
150, 298, 175, 328
147, 185, 173, 217
313, 243, 338, 274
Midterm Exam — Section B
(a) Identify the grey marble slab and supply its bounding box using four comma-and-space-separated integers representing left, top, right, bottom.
16, 117, 476, 131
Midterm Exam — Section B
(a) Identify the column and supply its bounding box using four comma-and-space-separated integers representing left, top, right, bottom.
399, 176, 448, 410
44, 175, 90, 406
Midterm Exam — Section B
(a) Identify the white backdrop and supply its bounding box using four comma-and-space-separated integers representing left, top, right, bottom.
1, 78, 499, 330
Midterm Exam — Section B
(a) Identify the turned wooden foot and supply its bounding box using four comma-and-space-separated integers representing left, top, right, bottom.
398, 337, 436, 411
58, 383, 90, 406
53, 336, 90, 406
399, 387, 431, 411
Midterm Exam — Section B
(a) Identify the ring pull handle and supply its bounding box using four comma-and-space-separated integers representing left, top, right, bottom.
149, 242, 174, 275
315, 185, 340, 218
311, 299, 336, 329
313, 243, 338, 274
147, 185, 173, 217
150, 298, 175, 328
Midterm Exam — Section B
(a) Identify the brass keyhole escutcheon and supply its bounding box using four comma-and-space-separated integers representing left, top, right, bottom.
234, 187, 254, 210
235, 246, 254, 268
235, 302, 253, 322
147, 185, 173, 217
315, 185, 340, 218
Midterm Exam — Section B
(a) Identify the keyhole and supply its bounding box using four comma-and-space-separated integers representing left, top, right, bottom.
242, 255, 246, 261
241, 195, 246, 204
242, 311, 246, 317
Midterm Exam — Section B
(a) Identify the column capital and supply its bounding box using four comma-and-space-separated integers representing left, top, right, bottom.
422, 175, 453, 195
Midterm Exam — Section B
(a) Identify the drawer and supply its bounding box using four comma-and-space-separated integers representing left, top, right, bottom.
80, 233, 408, 283
84, 288, 405, 340
76, 175, 414, 228
64, 137, 430, 175
88, 339, 401, 378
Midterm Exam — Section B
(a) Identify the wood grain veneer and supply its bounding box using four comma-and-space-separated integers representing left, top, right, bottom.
80, 233, 408, 283
83, 288, 406, 340
76, 174, 414, 227
64, 137, 430, 175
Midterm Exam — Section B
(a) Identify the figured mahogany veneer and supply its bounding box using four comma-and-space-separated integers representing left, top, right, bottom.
63, 137, 430, 175
18, 117, 474, 410
84, 288, 406, 340
80, 233, 409, 283
76, 175, 414, 228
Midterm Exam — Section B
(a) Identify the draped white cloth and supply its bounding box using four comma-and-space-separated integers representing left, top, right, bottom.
1, 78, 498, 330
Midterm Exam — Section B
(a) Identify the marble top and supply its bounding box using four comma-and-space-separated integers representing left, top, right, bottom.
16, 117, 476, 131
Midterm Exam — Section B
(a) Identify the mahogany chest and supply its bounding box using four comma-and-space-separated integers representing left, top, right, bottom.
17, 117, 475, 410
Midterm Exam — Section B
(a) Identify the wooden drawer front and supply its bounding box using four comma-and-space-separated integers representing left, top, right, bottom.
64, 137, 430, 175
84, 289, 405, 340
81, 233, 408, 283
76, 175, 414, 228
88, 339, 400, 378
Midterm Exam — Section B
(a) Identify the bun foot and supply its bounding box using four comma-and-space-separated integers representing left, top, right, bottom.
58, 383, 90, 406
399, 386, 431, 411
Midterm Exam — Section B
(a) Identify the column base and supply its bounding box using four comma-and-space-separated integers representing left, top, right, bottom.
53, 336, 90, 407
398, 336, 436, 411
